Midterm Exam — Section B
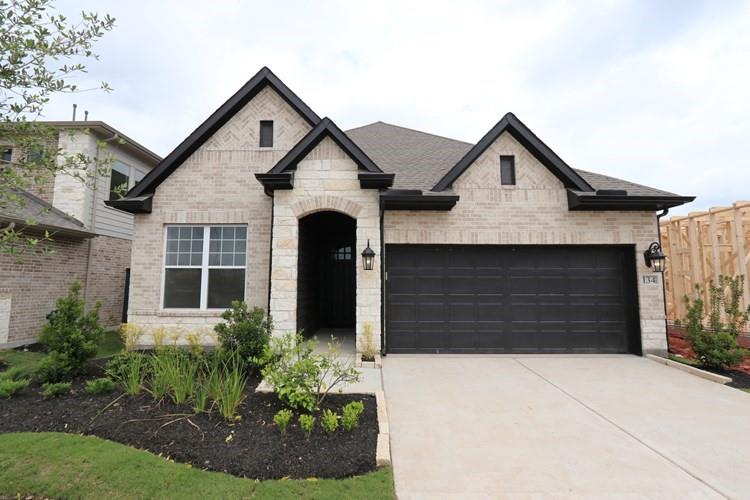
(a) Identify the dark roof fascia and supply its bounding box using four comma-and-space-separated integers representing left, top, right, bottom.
0, 215, 95, 239
254, 173, 294, 196
567, 190, 696, 211
358, 172, 395, 189
128, 67, 320, 198
433, 113, 593, 192
104, 194, 154, 214
380, 191, 459, 211
268, 117, 383, 175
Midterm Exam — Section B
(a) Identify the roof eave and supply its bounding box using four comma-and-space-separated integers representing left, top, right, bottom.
380, 191, 459, 211
104, 194, 154, 214
567, 191, 696, 211
0, 216, 95, 239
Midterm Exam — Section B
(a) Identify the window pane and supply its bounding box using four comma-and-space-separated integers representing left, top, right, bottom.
209, 225, 247, 268
259, 121, 273, 148
179, 227, 192, 238
210, 227, 221, 239
166, 254, 178, 266
236, 227, 247, 240
167, 227, 178, 239
164, 269, 201, 308
500, 156, 515, 185
207, 269, 245, 308
192, 227, 204, 239
178, 253, 190, 266
167, 240, 178, 252
109, 167, 129, 201
1, 148, 12, 163
234, 253, 245, 266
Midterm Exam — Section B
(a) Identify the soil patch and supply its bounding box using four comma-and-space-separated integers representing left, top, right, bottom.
0, 375, 377, 480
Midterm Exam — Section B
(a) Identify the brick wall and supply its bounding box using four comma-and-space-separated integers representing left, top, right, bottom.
84, 234, 132, 327
383, 132, 667, 354
0, 236, 90, 347
127, 85, 311, 342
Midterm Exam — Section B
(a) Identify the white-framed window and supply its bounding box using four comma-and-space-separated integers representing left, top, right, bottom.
163, 225, 247, 309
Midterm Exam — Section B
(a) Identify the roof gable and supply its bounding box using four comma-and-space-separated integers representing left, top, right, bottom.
432, 113, 593, 192
256, 117, 393, 193
129, 67, 320, 197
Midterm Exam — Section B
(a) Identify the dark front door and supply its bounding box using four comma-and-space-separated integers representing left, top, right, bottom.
385, 244, 641, 354
297, 212, 356, 333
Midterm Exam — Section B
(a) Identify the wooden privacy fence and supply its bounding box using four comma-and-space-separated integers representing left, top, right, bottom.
660, 201, 750, 322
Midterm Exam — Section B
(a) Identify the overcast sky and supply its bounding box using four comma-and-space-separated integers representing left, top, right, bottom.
46, 0, 750, 215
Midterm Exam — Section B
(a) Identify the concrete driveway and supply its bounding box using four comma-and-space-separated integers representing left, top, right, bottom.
382, 355, 750, 499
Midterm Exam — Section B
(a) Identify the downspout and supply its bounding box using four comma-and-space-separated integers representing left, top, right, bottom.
379, 200, 386, 356
83, 130, 120, 307
656, 208, 670, 354
267, 194, 275, 314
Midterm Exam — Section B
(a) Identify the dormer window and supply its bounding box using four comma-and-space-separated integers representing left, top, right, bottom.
260, 120, 274, 148
500, 155, 515, 185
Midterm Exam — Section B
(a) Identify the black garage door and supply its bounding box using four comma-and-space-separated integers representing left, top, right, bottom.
385, 245, 640, 354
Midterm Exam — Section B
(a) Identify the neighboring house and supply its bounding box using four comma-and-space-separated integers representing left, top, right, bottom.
109, 67, 694, 356
0, 122, 161, 348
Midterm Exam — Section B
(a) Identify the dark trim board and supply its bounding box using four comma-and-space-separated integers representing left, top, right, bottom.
567, 191, 696, 211
384, 243, 642, 354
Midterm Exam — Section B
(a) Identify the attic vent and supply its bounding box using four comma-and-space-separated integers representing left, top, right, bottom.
596, 189, 627, 196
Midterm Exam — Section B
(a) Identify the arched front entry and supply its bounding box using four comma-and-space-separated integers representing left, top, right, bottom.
296, 211, 356, 335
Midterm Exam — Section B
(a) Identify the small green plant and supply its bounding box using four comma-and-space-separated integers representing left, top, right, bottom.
193, 376, 211, 413
107, 352, 148, 396
38, 281, 104, 382
154, 349, 199, 405
213, 353, 247, 421
341, 401, 365, 431
273, 409, 293, 434
299, 414, 315, 438
148, 353, 171, 401
119, 323, 144, 351
0, 378, 29, 398
84, 377, 115, 395
214, 301, 272, 373
320, 408, 339, 433
360, 322, 376, 361
41, 381, 71, 398
0, 366, 24, 381
260, 333, 360, 412
683, 277, 748, 370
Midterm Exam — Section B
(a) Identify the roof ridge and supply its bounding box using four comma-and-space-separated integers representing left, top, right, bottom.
348, 121, 473, 146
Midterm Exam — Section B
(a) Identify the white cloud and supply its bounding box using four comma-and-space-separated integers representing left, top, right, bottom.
45, 0, 750, 215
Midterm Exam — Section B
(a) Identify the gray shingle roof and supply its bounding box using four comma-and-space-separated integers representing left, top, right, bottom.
0, 189, 94, 238
346, 121, 679, 197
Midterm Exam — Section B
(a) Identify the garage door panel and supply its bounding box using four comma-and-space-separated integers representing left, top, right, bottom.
386, 245, 639, 354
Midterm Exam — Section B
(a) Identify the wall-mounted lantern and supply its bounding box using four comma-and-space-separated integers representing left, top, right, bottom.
361, 239, 375, 271
643, 241, 666, 273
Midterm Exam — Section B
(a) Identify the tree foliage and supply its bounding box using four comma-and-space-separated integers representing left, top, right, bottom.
0, 0, 115, 257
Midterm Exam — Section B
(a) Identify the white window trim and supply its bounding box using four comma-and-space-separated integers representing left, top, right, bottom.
161, 225, 247, 311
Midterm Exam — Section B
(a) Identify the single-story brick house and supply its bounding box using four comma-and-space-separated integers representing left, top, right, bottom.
109, 67, 693, 356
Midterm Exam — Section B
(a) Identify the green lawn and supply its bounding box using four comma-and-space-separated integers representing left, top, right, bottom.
0, 433, 395, 499
0, 329, 123, 380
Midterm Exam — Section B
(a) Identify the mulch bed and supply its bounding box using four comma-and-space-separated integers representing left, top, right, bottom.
0, 372, 378, 480
667, 327, 750, 389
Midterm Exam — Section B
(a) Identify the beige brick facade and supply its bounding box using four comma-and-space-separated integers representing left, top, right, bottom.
124, 87, 666, 355
127, 86, 312, 340
383, 132, 666, 354
85, 235, 132, 327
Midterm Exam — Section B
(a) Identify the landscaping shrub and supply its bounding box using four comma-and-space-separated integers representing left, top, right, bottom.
260, 333, 360, 412
213, 352, 247, 421
41, 381, 71, 398
84, 377, 115, 395
150, 348, 199, 405
0, 378, 29, 398
341, 401, 365, 431
107, 352, 148, 396
214, 301, 272, 372
273, 409, 293, 434
119, 323, 143, 352
320, 409, 339, 433
0, 366, 24, 381
38, 281, 104, 381
360, 322, 376, 361
299, 414, 315, 438
193, 375, 211, 413
683, 276, 748, 370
